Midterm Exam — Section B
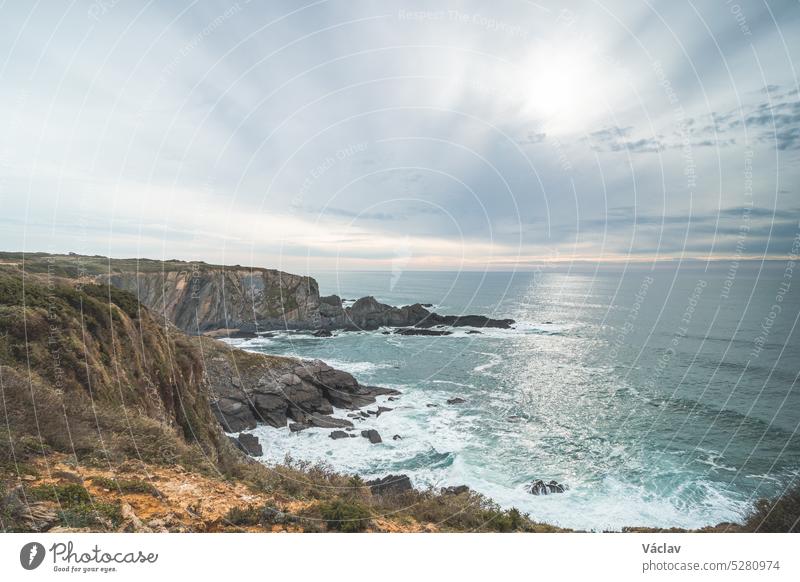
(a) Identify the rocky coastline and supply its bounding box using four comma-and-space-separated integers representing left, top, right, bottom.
0, 253, 790, 533
89, 258, 515, 334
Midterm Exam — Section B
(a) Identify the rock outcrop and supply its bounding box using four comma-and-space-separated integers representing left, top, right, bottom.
101, 266, 320, 333
361, 429, 382, 444
527, 479, 567, 495
201, 341, 399, 433
232, 434, 263, 457
367, 474, 413, 496
61, 256, 515, 333
321, 295, 514, 331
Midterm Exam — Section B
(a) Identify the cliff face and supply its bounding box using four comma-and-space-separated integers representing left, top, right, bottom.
0, 252, 514, 335
99, 265, 514, 333
103, 267, 320, 333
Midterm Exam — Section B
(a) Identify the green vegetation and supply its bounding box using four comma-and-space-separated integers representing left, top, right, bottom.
19, 482, 123, 530
318, 499, 372, 532
58, 502, 123, 529
0, 269, 230, 478
223, 505, 263, 527
0, 251, 214, 277
27, 483, 91, 505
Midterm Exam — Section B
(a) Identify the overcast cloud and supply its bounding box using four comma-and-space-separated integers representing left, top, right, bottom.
1, 0, 798, 272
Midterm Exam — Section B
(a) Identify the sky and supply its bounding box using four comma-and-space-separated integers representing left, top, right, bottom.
1, 0, 799, 273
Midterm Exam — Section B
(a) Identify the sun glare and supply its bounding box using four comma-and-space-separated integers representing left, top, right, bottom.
515, 42, 618, 134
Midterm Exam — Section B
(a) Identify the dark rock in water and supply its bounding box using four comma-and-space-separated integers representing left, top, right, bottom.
395, 327, 452, 336
447, 397, 466, 405
289, 422, 309, 432
361, 429, 382, 444
235, 433, 263, 456
329, 430, 354, 440
367, 474, 412, 496
392, 434, 402, 441
313, 329, 333, 337
227, 330, 257, 339
388, 396, 399, 401
442, 485, 470, 496
213, 398, 257, 432
367, 406, 392, 417
318, 293, 513, 331
308, 415, 353, 429
544, 321, 553, 325
527, 479, 567, 495
431, 314, 515, 329
426, 403, 439, 408
466, 330, 482, 334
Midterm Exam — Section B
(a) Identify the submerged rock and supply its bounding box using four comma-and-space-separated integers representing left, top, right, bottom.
329, 430, 354, 440
527, 479, 567, 495
395, 327, 452, 336
361, 429, 382, 444
446, 397, 466, 405
227, 330, 257, 339
313, 329, 333, 337
367, 406, 393, 417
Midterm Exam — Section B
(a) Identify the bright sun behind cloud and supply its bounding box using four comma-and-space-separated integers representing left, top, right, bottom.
513, 40, 627, 134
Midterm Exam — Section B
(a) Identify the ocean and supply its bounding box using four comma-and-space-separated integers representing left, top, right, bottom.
224, 262, 800, 530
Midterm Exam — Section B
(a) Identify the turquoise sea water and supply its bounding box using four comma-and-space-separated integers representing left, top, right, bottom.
227, 262, 800, 530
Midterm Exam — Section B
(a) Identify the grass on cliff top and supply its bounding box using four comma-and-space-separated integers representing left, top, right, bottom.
0, 251, 299, 278
0, 251, 215, 276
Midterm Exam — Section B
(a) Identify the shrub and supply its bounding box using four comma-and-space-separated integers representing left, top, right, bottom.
27, 483, 91, 506
58, 502, 122, 530
744, 484, 800, 532
319, 499, 372, 532
223, 505, 262, 526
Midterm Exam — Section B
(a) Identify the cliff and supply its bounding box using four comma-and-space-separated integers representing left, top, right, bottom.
0, 253, 514, 334
0, 265, 557, 533
104, 267, 320, 333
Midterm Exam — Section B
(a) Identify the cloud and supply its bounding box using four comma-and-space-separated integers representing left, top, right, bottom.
0, 1, 798, 267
